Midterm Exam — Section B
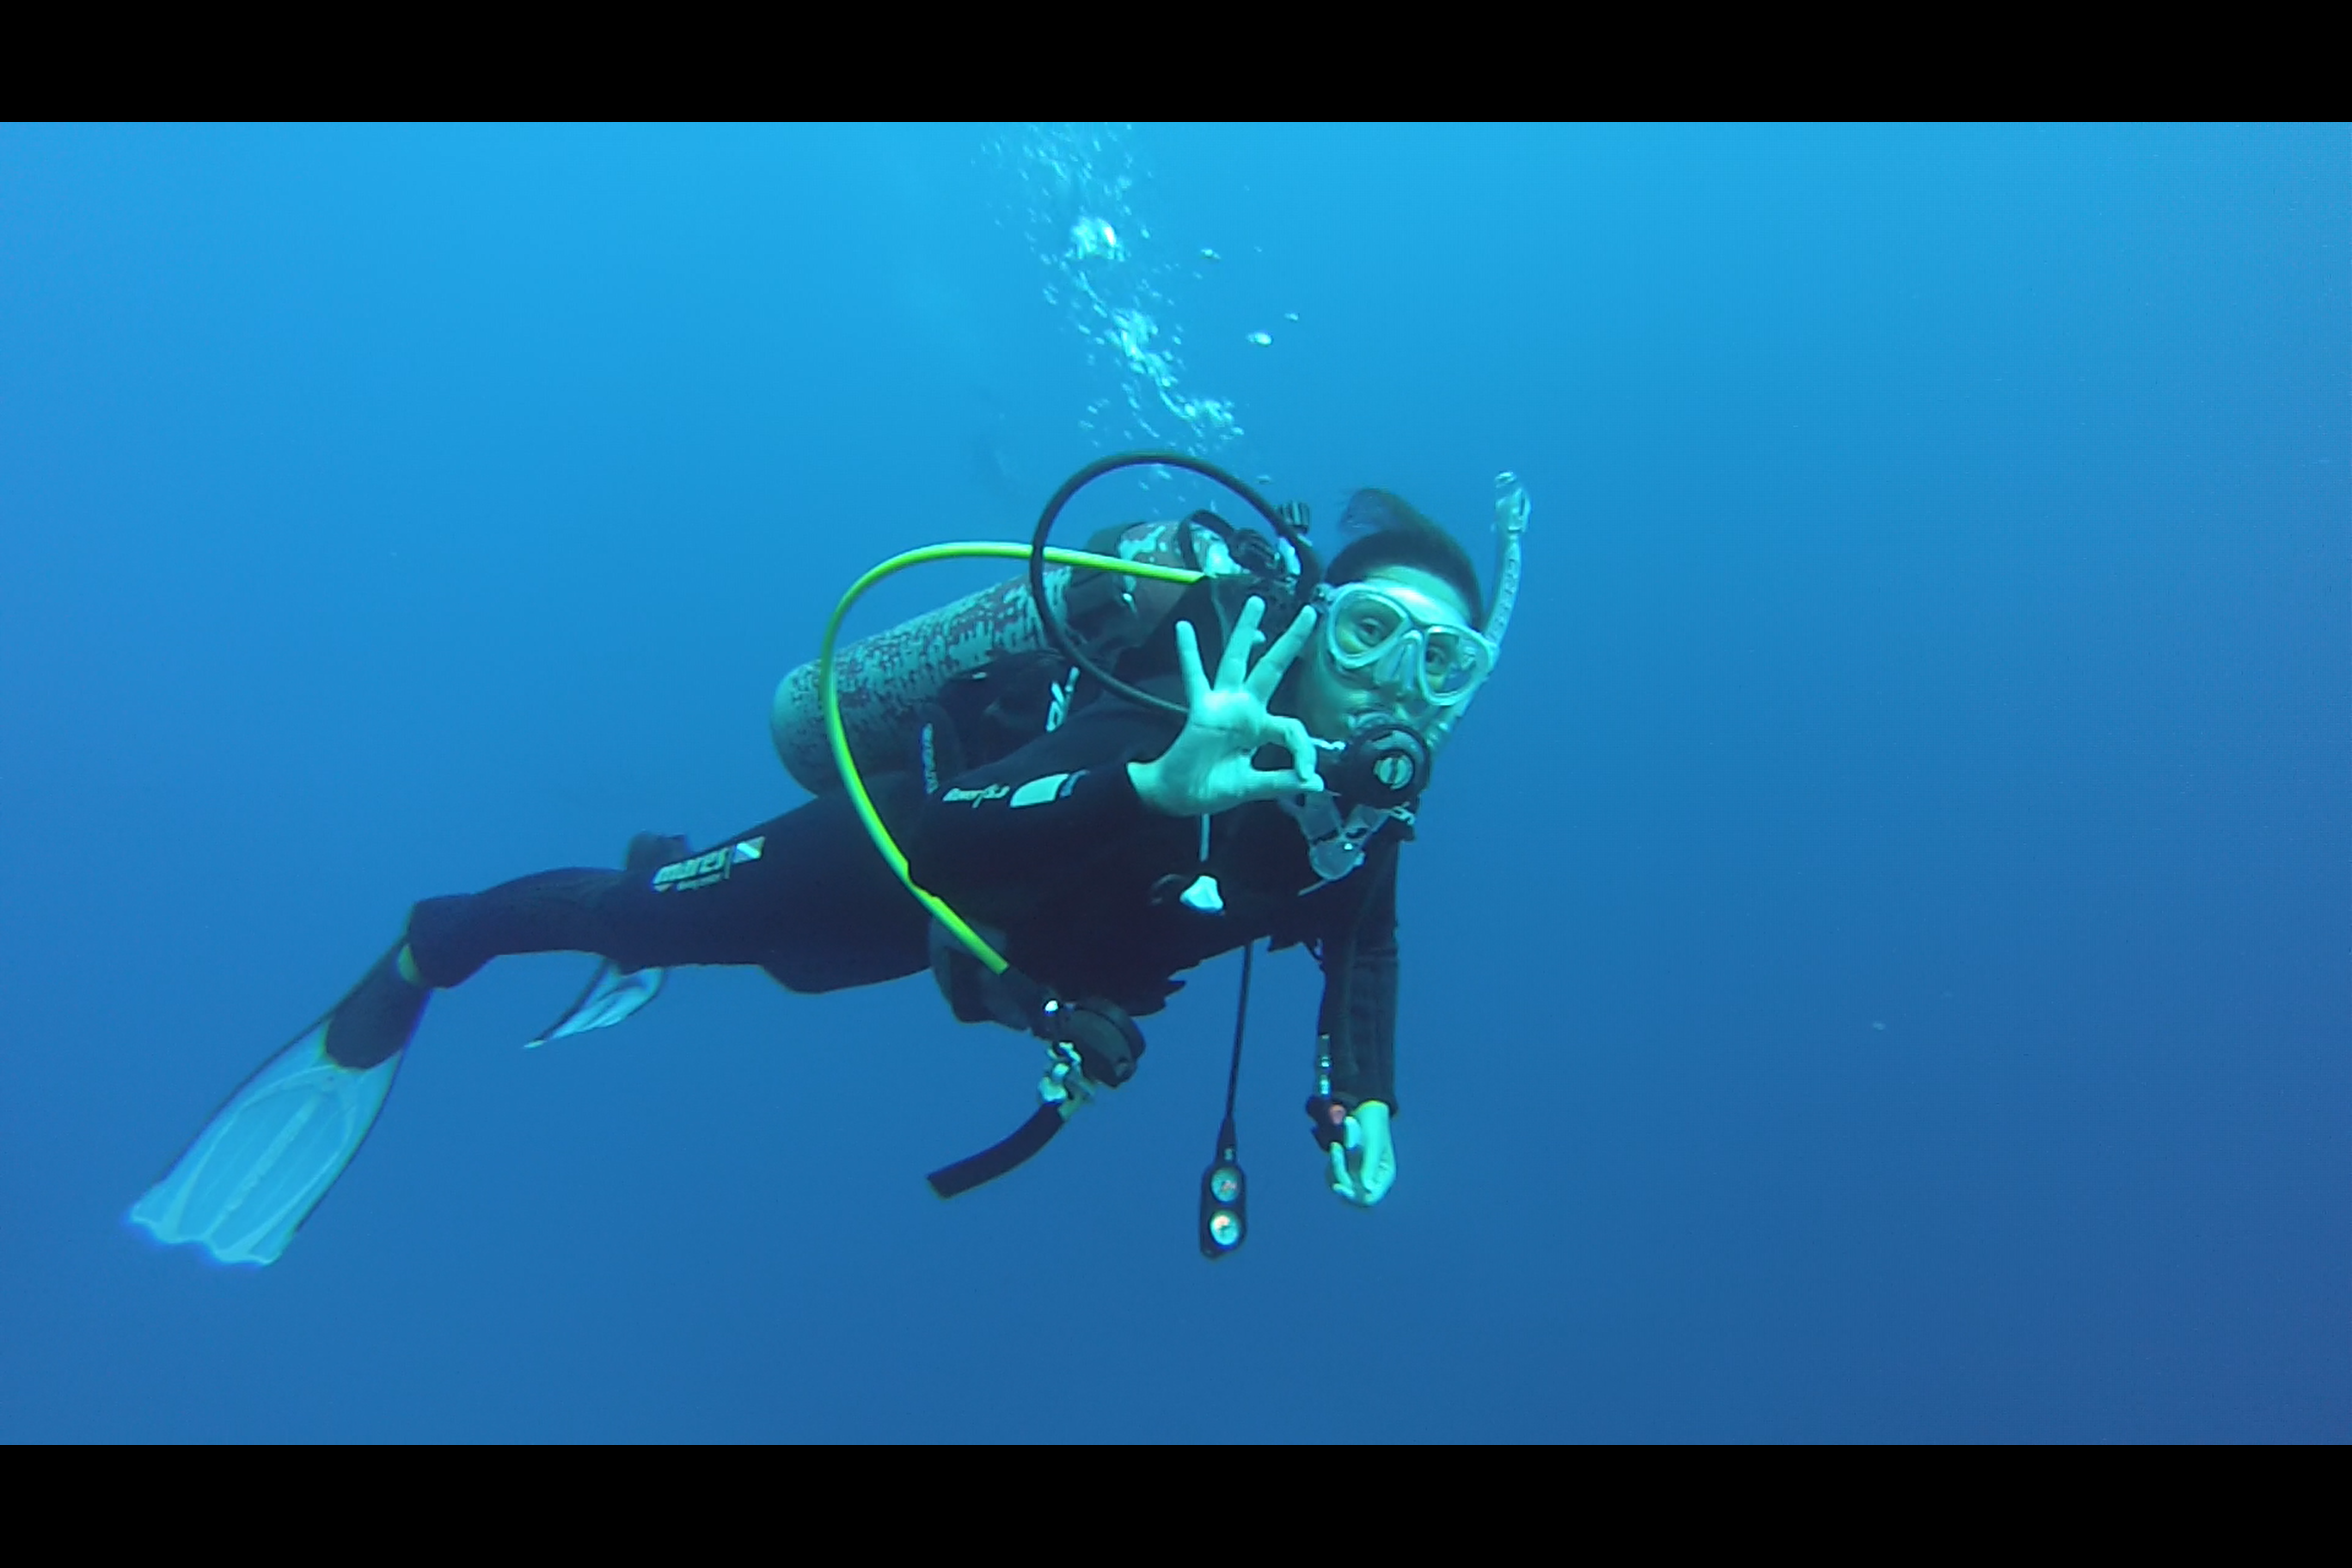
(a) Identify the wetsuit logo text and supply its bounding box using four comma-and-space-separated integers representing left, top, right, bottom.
652, 836, 765, 893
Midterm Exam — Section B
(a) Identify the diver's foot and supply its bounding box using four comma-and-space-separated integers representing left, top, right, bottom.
322, 945, 430, 1069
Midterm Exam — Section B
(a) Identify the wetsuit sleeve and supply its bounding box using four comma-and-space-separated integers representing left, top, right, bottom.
902, 693, 1191, 930
1320, 840, 1401, 1112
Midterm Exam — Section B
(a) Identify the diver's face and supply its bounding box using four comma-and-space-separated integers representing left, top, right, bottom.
1288, 564, 1479, 742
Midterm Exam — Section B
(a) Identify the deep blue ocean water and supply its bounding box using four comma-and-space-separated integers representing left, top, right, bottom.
1, 124, 2343, 1442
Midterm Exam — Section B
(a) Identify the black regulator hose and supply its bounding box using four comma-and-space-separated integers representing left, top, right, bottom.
1027, 452, 1320, 719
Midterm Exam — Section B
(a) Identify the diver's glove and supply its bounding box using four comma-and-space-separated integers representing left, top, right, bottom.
1327, 1099, 1396, 1207
1130, 596, 1324, 818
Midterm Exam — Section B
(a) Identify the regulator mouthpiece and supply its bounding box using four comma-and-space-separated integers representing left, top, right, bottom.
1325, 720, 1433, 813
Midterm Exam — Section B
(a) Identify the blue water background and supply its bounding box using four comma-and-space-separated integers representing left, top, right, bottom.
1, 124, 2343, 1442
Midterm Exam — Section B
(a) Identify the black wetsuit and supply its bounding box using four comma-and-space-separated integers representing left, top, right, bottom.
402, 628, 1406, 1111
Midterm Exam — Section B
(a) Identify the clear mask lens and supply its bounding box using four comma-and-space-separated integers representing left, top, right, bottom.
1332, 593, 1412, 660
1322, 585, 1494, 708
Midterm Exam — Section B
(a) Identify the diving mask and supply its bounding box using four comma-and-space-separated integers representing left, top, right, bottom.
1317, 580, 1498, 712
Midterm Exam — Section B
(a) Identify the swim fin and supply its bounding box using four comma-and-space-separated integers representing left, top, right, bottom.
128, 945, 425, 1266
527, 962, 664, 1048
521, 830, 683, 1048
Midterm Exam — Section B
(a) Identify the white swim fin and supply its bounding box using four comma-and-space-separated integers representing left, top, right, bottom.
130, 945, 423, 1266
527, 962, 665, 1048
128, 1018, 401, 1265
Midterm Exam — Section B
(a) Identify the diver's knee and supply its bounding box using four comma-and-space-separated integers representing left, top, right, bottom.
401, 896, 487, 989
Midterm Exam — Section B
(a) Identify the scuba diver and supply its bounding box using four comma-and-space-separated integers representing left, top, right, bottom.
130, 455, 1529, 1266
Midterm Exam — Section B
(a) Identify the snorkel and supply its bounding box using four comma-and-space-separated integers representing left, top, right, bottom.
1437, 469, 1528, 746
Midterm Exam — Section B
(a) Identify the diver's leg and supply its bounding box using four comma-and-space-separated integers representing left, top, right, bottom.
402, 779, 934, 995
131, 784, 931, 1265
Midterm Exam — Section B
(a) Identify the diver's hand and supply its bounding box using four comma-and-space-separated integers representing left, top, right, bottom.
1129, 596, 1324, 817
1328, 1100, 1396, 1207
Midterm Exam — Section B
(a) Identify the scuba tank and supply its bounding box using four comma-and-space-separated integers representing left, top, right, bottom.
769, 516, 1258, 795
